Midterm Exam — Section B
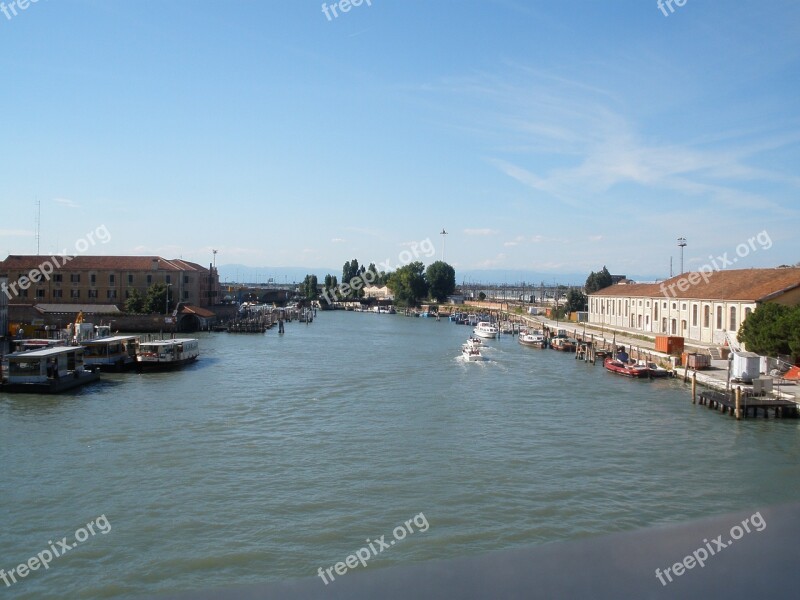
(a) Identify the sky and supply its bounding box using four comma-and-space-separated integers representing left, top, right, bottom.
1, 0, 799, 283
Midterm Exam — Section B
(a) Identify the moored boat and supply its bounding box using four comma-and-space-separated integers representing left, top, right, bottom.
604, 357, 649, 378
518, 330, 547, 348
550, 337, 577, 352
473, 322, 499, 339
136, 338, 199, 370
1, 346, 100, 393
81, 335, 139, 371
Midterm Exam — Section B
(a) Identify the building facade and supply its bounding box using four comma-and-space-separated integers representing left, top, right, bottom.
588, 268, 800, 345
0, 255, 220, 310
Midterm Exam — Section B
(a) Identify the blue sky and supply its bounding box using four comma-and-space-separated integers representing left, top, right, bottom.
1, 0, 798, 282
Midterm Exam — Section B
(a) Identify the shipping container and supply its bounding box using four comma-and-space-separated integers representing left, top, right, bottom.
655, 335, 684, 355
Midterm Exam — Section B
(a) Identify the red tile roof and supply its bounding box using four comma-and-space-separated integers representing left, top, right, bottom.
590, 268, 800, 302
179, 304, 216, 318
0, 255, 210, 273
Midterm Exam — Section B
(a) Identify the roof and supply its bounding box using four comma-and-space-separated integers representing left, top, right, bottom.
589, 268, 800, 302
0, 255, 211, 273
8, 346, 84, 358
179, 304, 215, 318
34, 304, 121, 314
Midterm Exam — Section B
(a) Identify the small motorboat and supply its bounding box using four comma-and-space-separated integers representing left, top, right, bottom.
473, 322, 499, 339
462, 343, 483, 362
518, 331, 546, 348
604, 356, 649, 378
645, 362, 672, 378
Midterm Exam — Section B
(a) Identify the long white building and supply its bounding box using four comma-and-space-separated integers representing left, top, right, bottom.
588, 267, 800, 345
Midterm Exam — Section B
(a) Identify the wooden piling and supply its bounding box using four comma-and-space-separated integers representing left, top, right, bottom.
691, 372, 697, 404
735, 386, 742, 420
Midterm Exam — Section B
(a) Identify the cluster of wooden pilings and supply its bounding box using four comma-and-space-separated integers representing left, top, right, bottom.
692, 376, 799, 419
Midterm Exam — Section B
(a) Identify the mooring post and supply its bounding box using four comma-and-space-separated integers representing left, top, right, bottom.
691, 371, 697, 404
735, 386, 742, 420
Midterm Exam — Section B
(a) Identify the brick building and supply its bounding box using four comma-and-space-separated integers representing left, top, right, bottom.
0, 255, 220, 310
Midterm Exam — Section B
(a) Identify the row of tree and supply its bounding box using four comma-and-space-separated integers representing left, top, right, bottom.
301, 259, 457, 306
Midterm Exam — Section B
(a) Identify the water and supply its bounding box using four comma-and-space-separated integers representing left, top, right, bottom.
2, 311, 799, 598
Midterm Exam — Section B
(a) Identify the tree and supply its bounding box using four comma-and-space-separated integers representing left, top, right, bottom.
302, 274, 318, 300
565, 289, 588, 312
585, 266, 613, 294
478, 291, 486, 301
342, 259, 361, 298
426, 261, 456, 302
143, 283, 173, 314
738, 303, 800, 359
124, 288, 145, 313
386, 262, 429, 306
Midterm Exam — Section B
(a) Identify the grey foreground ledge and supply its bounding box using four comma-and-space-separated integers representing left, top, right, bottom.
159, 503, 799, 600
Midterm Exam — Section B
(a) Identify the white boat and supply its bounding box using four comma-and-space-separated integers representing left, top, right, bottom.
136, 338, 199, 370
518, 330, 546, 348
81, 335, 139, 371
473, 322, 499, 339
462, 343, 483, 362
1, 346, 99, 393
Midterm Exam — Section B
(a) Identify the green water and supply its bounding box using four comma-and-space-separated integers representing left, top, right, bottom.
1, 311, 799, 598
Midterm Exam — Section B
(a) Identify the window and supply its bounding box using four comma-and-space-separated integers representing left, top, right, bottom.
703, 305, 710, 328
70, 273, 80, 283
716, 306, 723, 330
654, 303, 659, 319
681, 303, 687, 311
183, 290, 189, 300
88, 289, 98, 299
36, 289, 45, 299
90, 273, 96, 285
128, 274, 134, 284
184, 275, 190, 284
107, 290, 117, 299
109, 274, 115, 284
53, 289, 63, 298
166, 275, 171, 284
53, 274, 63, 283
70, 289, 80, 299
147, 274, 152, 285
730, 307, 736, 331
20, 289, 28, 297
692, 304, 698, 327
663, 302, 667, 309
745, 307, 752, 319
672, 303, 677, 310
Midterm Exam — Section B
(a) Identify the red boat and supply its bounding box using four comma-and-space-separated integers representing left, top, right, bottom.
604, 357, 649, 378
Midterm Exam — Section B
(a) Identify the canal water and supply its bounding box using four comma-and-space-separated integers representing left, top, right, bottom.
1, 311, 799, 598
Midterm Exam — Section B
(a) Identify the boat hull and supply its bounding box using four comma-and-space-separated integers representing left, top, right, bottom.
136, 356, 198, 371
604, 358, 649, 378
0, 370, 100, 394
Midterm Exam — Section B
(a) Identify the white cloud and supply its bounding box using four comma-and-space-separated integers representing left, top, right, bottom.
54, 197, 80, 209
464, 228, 499, 236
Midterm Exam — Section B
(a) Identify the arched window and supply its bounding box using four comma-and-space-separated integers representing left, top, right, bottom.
703, 305, 710, 328
730, 306, 737, 331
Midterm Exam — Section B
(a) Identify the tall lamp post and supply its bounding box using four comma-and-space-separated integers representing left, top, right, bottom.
165, 283, 172, 315
677, 237, 687, 275
440, 229, 448, 262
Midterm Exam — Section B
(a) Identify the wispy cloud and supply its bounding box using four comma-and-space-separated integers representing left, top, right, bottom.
54, 197, 80, 209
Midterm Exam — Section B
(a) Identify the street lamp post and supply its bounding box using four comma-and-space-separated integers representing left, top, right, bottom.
165, 283, 172, 315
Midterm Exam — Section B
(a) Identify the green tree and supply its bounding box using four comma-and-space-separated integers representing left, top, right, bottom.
386, 262, 429, 306
302, 274, 319, 300
425, 261, 456, 302
144, 283, 173, 314
124, 288, 145, 313
585, 266, 613, 294
478, 291, 486, 301
738, 303, 800, 359
565, 289, 587, 312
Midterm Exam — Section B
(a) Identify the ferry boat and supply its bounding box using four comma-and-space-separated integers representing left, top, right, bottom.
1, 346, 100, 393
518, 330, 547, 348
136, 338, 199, 370
81, 335, 139, 371
473, 322, 499, 339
